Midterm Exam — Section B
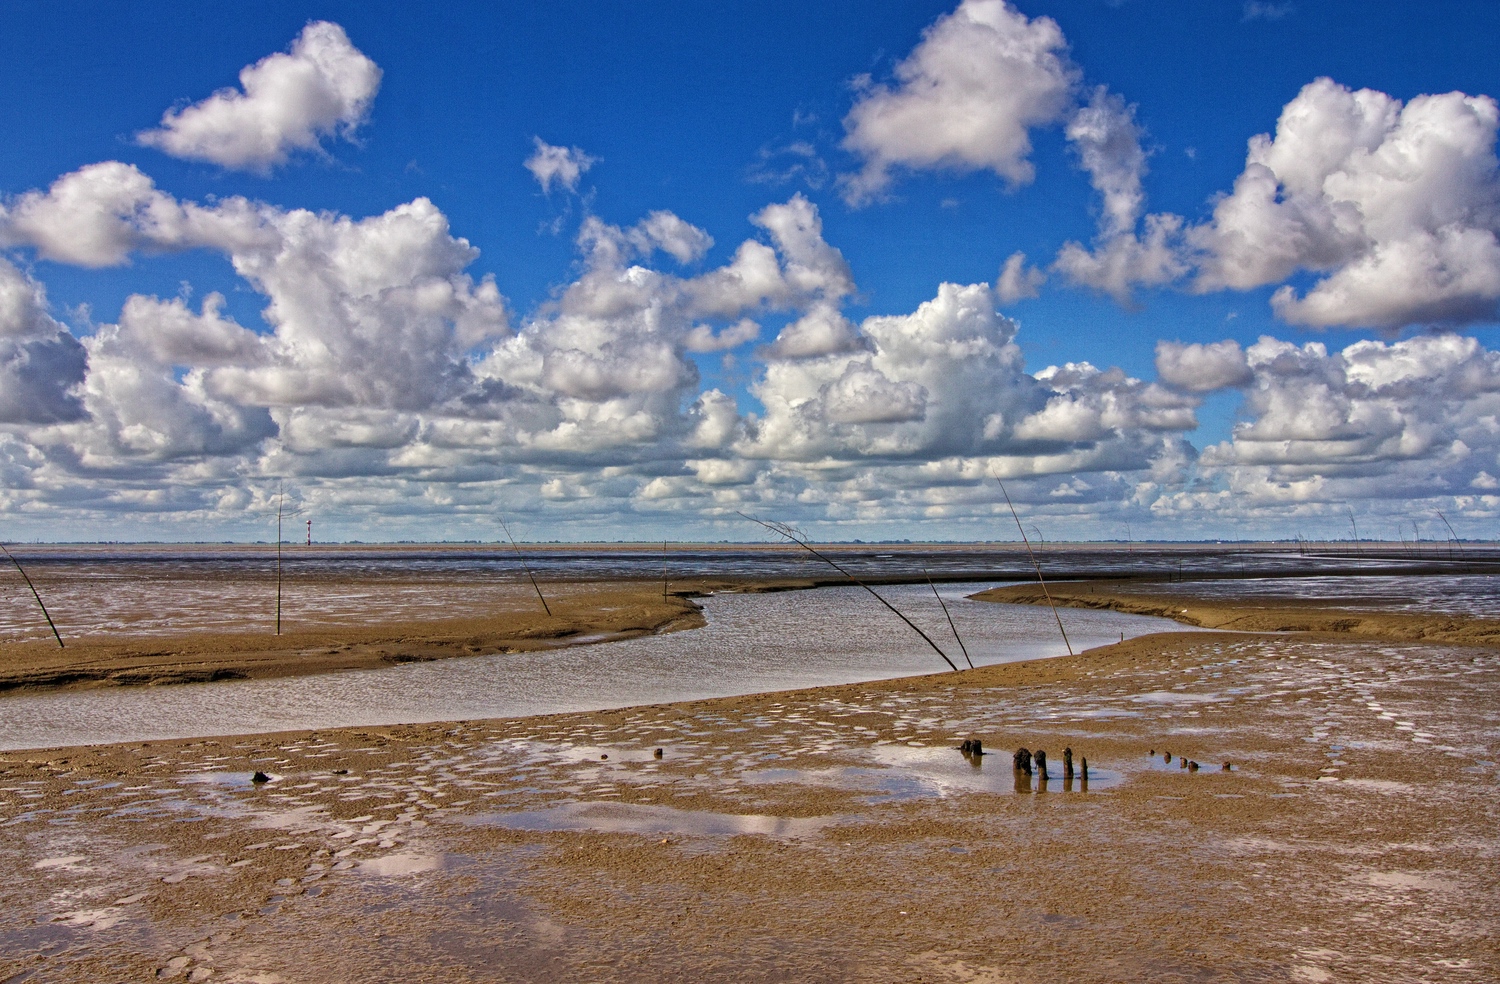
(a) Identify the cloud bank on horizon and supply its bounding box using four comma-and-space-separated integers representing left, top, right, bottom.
1, 2, 1499, 542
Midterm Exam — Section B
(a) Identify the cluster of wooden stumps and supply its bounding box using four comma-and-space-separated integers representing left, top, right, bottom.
1152, 749, 1233, 772
957, 739, 1090, 791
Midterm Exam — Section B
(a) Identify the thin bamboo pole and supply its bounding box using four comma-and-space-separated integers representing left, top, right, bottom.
925, 567, 972, 669
1436, 510, 1470, 572
499, 514, 551, 616
1, 543, 62, 648
738, 513, 959, 673
994, 477, 1073, 657
276, 485, 283, 636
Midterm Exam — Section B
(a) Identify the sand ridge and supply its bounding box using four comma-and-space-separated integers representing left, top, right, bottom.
0, 584, 703, 692
975, 579, 1500, 646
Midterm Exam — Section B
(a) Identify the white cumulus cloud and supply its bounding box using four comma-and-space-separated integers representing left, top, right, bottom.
1154, 339, 1253, 393
0, 259, 88, 424
1183, 333, 1500, 510
137, 22, 381, 173
1190, 79, 1500, 329
839, 0, 1076, 204
525, 138, 598, 194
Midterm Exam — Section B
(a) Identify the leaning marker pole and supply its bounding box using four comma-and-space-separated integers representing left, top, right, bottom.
276, 484, 284, 636
739, 513, 959, 673
499, 514, 551, 617
925, 566, 973, 669
994, 477, 1073, 657
1, 543, 63, 649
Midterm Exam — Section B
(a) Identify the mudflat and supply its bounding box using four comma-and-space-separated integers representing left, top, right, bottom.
975, 578, 1500, 645
2, 576, 1496, 982
0, 583, 703, 692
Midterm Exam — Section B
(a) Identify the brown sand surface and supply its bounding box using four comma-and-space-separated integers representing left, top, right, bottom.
975, 580, 1500, 647
0, 583, 703, 692
2, 622, 1496, 982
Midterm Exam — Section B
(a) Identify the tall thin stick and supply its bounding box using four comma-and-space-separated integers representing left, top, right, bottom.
1347, 506, 1362, 556
662, 541, 669, 600
276, 484, 284, 636
925, 567, 972, 669
1436, 510, 1470, 572
738, 513, 958, 672
1, 543, 63, 648
499, 515, 551, 616
994, 478, 1073, 657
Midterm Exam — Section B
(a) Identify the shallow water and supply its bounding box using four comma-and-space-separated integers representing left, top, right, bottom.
0, 583, 1196, 750
1126, 573, 1500, 618
476, 801, 840, 838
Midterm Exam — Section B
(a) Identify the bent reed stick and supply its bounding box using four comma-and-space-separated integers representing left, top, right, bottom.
499, 514, 551, 617
993, 477, 1073, 657
738, 512, 959, 673
276, 484, 284, 636
1436, 510, 1470, 573
1, 543, 63, 648
925, 567, 973, 669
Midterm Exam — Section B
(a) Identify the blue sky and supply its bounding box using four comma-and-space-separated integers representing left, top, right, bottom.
1, 0, 1499, 542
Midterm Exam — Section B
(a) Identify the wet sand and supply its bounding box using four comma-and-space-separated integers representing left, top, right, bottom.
976, 579, 1500, 646
0, 584, 703, 692
3, 604, 1497, 981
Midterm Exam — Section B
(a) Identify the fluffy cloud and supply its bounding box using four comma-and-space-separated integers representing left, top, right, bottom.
1048, 77, 1500, 333
9, 151, 1500, 536
1052, 88, 1189, 303
740, 279, 1195, 493
840, 0, 1076, 204
0, 259, 87, 424
1066, 87, 1147, 239
839, 3, 1500, 338
1189, 79, 1500, 330
995, 252, 1044, 303
1185, 333, 1500, 508
0, 163, 510, 414
524, 138, 598, 193
1016, 363, 1197, 443
466, 195, 858, 464
1154, 339, 1253, 393
0, 161, 197, 267
137, 21, 381, 173
1053, 212, 1186, 305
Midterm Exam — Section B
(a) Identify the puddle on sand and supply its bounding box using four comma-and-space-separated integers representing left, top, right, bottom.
1131, 691, 1226, 705
475, 801, 838, 839
359, 852, 450, 877
743, 745, 1122, 798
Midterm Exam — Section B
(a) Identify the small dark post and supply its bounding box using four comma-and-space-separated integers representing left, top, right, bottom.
1080, 757, 1088, 780
1034, 749, 1048, 779
1013, 747, 1032, 775
654, 748, 664, 759
1062, 746, 1074, 780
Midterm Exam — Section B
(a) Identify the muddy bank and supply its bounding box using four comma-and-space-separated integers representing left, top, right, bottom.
2, 627, 1495, 981
974, 579, 1500, 646
0, 584, 703, 693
